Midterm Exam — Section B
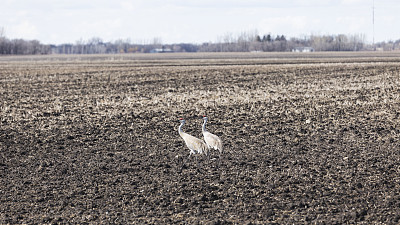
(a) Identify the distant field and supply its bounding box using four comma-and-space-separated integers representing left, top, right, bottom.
1, 52, 400, 224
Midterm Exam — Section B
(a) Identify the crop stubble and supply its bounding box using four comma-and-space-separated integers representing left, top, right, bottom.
1, 52, 400, 224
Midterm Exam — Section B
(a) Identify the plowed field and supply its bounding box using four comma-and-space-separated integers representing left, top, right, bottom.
1, 52, 400, 224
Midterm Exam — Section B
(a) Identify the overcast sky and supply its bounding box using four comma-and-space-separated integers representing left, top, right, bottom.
1, 0, 399, 44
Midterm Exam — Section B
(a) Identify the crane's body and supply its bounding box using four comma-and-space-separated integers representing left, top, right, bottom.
178, 119, 208, 156
202, 116, 223, 154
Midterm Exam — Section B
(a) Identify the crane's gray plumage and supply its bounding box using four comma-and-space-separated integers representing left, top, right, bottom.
178, 118, 208, 156
202, 116, 223, 154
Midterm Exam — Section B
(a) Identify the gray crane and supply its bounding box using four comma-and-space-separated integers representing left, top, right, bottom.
178, 118, 208, 157
202, 116, 223, 155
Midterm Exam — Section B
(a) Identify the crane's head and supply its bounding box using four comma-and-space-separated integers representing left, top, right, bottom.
202, 115, 208, 121
179, 118, 185, 124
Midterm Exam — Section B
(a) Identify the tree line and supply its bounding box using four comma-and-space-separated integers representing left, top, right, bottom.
48, 33, 374, 54
0, 27, 399, 55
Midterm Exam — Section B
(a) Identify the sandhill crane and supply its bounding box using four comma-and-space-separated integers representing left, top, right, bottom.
202, 116, 223, 155
178, 118, 208, 157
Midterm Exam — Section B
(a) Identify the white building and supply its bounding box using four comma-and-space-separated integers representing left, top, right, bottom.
292, 47, 315, 52
150, 48, 173, 53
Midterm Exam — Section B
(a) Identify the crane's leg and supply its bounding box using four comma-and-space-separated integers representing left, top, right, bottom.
217, 147, 224, 177
196, 154, 200, 169
205, 150, 210, 163
190, 154, 198, 172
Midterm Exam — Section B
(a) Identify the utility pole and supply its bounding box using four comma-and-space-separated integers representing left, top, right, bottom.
372, 0, 375, 50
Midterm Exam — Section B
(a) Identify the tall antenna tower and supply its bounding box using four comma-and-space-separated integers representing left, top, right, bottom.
372, 0, 375, 47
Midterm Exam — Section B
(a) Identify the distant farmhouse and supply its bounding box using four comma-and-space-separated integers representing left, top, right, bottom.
292, 47, 315, 53
150, 48, 173, 53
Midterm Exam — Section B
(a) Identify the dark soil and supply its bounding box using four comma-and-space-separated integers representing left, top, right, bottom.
1, 53, 400, 224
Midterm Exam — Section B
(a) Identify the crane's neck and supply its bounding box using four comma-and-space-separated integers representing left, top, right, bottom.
178, 122, 185, 137
202, 119, 207, 133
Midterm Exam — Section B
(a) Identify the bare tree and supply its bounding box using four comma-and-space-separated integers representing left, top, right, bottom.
0, 27, 4, 38
0, 27, 5, 54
